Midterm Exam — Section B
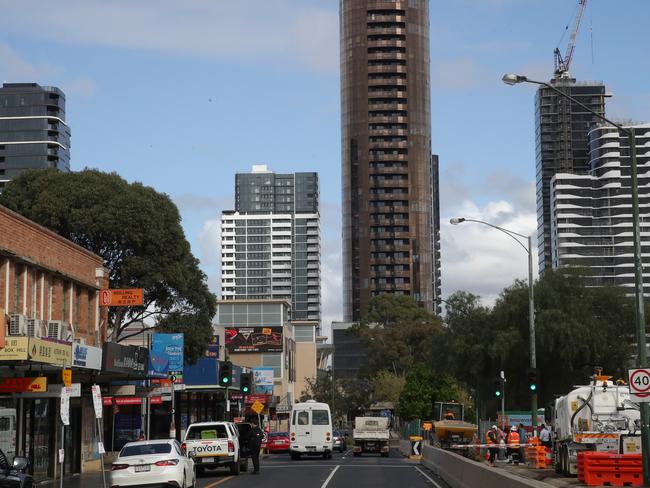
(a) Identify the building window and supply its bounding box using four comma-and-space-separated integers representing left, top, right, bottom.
262, 353, 282, 379
294, 325, 315, 343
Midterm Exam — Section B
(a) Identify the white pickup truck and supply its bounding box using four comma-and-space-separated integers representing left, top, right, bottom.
353, 417, 390, 457
181, 421, 248, 475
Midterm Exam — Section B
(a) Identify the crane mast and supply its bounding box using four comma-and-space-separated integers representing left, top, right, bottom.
554, 0, 588, 79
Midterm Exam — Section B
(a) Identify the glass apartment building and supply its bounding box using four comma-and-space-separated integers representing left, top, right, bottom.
0, 83, 70, 191
220, 166, 321, 326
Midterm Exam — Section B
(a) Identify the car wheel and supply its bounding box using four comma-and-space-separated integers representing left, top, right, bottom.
230, 460, 241, 475
196, 466, 205, 477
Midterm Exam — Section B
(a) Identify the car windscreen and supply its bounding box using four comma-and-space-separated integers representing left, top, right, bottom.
120, 443, 171, 457
186, 425, 229, 440
312, 410, 330, 426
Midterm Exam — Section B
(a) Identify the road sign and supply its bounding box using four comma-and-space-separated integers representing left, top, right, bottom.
91, 385, 103, 419
629, 369, 650, 402
99, 289, 144, 307
251, 400, 264, 414
409, 436, 422, 460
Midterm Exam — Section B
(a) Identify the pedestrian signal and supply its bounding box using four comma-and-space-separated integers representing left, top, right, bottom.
219, 361, 232, 386
527, 368, 538, 392
240, 372, 252, 394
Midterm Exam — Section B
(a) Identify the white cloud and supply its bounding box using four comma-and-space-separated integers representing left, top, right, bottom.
0, 0, 339, 73
0, 42, 58, 82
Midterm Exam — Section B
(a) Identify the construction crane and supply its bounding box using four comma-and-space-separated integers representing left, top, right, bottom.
554, 0, 587, 79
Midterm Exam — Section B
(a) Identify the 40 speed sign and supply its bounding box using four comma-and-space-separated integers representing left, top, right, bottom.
629, 368, 650, 402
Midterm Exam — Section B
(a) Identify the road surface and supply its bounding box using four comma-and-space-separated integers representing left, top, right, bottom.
195, 449, 449, 488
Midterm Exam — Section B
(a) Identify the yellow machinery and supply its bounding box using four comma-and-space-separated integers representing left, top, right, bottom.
431, 402, 478, 454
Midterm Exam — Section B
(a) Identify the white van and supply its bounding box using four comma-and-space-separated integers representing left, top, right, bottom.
289, 400, 333, 460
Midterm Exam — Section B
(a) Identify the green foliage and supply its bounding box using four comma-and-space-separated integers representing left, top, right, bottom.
0, 168, 217, 362
300, 374, 371, 418
397, 363, 435, 420
358, 294, 443, 376
371, 370, 405, 405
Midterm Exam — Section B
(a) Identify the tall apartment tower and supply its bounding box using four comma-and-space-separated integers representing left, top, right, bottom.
220, 165, 321, 325
535, 78, 608, 274
0, 83, 70, 191
340, 0, 440, 321
550, 124, 650, 293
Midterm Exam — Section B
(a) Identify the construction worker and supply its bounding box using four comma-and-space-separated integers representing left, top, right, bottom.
443, 410, 455, 420
486, 425, 498, 466
506, 426, 520, 464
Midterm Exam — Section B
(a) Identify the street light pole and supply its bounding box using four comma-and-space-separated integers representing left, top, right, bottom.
502, 73, 648, 482
450, 217, 537, 431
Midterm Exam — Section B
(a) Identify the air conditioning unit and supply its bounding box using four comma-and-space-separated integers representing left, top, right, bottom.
26, 318, 43, 338
47, 321, 71, 341
9, 314, 27, 336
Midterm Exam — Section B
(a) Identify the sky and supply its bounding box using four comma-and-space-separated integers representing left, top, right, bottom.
1, 0, 650, 332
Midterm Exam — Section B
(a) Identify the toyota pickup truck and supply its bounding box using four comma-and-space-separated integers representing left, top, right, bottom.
181, 421, 247, 475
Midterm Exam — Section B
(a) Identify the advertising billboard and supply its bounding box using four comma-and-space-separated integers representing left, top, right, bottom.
225, 327, 282, 353
253, 368, 274, 394
152, 333, 184, 375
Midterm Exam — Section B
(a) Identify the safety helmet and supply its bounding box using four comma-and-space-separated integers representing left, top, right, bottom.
491, 425, 497, 430
510, 426, 517, 432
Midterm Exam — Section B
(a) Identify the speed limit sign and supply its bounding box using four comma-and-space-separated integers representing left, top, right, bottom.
629, 369, 650, 402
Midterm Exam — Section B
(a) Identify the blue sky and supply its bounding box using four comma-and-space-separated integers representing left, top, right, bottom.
1, 0, 649, 326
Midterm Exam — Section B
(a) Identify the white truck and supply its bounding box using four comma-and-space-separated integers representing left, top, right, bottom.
352, 417, 390, 457
549, 370, 640, 476
181, 421, 248, 476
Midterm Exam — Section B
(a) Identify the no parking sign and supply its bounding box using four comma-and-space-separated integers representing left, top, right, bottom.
629, 368, 650, 402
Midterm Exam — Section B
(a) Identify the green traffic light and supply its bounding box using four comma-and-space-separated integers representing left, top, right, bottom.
495, 391, 502, 397
530, 384, 537, 391
242, 387, 249, 393
222, 377, 229, 384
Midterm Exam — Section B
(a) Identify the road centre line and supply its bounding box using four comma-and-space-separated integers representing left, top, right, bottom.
321, 465, 340, 488
203, 476, 234, 488
414, 466, 443, 488
262, 464, 413, 468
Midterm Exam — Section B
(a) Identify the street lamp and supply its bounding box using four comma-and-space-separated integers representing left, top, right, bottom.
450, 217, 538, 430
503, 73, 649, 482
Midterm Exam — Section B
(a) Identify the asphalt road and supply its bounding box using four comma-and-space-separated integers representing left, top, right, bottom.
195, 449, 449, 488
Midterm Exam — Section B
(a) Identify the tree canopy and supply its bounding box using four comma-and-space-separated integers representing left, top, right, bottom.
0, 168, 216, 362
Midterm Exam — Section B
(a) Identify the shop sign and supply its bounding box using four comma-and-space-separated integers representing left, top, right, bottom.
99, 288, 144, 307
102, 396, 145, 406
28, 338, 72, 366
152, 333, 184, 374
244, 394, 271, 405
149, 396, 163, 405
111, 384, 136, 396
225, 327, 283, 353
0, 337, 29, 361
72, 343, 102, 370
276, 405, 291, 414
0, 376, 47, 393
49, 383, 81, 397
102, 342, 148, 375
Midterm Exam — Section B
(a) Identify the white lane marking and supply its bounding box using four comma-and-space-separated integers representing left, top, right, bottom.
321, 465, 340, 488
262, 464, 412, 468
415, 466, 443, 488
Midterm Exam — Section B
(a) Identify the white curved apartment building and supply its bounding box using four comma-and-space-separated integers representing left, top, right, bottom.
550, 124, 650, 292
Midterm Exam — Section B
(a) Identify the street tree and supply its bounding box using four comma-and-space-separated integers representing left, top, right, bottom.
0, 168, 217, 362
371, 370, 405, 405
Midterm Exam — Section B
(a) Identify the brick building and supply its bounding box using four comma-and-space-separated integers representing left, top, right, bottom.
0, 204, 108, 481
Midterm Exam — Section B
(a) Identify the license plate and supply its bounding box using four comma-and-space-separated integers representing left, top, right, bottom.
202, 457, 214, 463
307, 446, 316, 452
134, 465, 150, 472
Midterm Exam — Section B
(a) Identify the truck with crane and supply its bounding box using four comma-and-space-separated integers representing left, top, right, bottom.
547, 369, 641, 477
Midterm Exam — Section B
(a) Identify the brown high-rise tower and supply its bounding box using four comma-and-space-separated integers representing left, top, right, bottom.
341, 0, 439, 321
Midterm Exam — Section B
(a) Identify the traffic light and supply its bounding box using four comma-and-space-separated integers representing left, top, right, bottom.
527, 368, 538, 392
494, 378, 503, 398
219, 361, 232, 386
240, 373, 252, 395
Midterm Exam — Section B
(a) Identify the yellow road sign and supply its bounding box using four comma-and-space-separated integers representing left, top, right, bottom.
251, 400, 264, 414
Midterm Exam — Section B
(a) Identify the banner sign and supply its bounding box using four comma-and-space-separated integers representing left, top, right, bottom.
72, 343, 102, 370
102, 342, 148, 375
0, 377, 47, 393
0, 337, 29, 361
152, 333, 184, 374
205, 335, 220, 359
60, 388, 70, 426
29, 338, 72, 366
91, 385, 103, 419
253, 368, 274, 394
225, 327, 283, 353
498, 411, 544, 428
244, 394, 271, 405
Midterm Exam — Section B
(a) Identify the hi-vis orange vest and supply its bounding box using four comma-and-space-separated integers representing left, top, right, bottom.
507, 431, 520, 446
486, 430, 497, 445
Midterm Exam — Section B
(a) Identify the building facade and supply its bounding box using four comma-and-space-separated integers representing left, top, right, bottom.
535, 78, 609, 274
340, 0, 440, 321
331, 321, 366, 379
0, 83, 70, 191
0, 204, 108, 481
550, 124, 650, 292
221, 165, 321, 325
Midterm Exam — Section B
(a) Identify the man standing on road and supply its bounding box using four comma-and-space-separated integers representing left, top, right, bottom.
486, 425, 498, 466
517, 423, 527, 463
539, 423, 551, 449
248, 418, 265, 475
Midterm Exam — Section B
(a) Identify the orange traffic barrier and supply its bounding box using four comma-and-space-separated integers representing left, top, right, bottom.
578, 452, 642, 487
524, 438, 546, 469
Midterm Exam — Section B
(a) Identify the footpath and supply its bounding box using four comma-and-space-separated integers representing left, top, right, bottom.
37, 472, 105, 487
